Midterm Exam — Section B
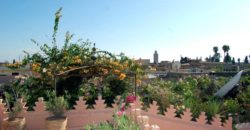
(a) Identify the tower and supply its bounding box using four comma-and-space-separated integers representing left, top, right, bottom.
154, 50, 158, 64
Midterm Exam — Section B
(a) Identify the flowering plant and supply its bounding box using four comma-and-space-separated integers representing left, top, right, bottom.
116, 102, 126, 116
126, 95, 136, 103
116, 109, 125, 117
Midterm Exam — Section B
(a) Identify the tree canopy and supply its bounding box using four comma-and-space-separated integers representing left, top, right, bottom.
6, 8, 144, 109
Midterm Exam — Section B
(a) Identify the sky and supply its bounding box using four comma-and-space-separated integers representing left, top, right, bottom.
0, 0, 250, 62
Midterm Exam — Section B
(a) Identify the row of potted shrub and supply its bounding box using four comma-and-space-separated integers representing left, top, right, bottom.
2, 91, 68, 130
2, 93, 137, 130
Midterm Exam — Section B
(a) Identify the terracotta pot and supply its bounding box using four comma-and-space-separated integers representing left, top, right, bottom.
45, 117, 67, 130
2, 117, 26, 130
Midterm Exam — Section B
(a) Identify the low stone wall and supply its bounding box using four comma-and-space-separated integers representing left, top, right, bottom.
0, 96, 233, 130
236, 123, 250, 130
132, 98, 232, 130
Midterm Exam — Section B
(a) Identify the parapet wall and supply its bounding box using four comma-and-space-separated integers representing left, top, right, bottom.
0, 96, 233, 130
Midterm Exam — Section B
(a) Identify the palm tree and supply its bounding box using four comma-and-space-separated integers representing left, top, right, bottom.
212, 46, 220, 62
222, 45, 230, 62
232, 57, 235, 64
222, 45, 230, 56
244, 56, 249, 64
213, 46, 218, 54
224, 52, 231, 63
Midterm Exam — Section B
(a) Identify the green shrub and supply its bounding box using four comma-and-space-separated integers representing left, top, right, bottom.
85, 122, 112, 130
85, 115, 140, 130
46, 92, 68, 118
204, 99, 221, 123
4, 92, 24, 121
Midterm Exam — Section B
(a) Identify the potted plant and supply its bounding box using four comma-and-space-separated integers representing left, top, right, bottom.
45, 92, 68, 130
2, 92, 26, 130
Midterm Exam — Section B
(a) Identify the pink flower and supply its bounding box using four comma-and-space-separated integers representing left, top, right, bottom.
120, 105, 125, 112
126, 95, 136, 103
116, 110, 125, 116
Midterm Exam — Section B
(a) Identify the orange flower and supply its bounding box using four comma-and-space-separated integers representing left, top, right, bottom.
110, 61, 120, 67
136, 79, 142, 86
47, 71, 52, 76
73, 56, 81, 64
31, 63, 41, 72
118, 73, 126, 80
102, 69, 108, 75
76, 59, 81, 64
124, 63, 128, 68
114, 69, 120, 74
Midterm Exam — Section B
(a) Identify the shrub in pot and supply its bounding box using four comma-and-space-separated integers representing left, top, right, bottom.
45, 92, 68, 130
2, 92, 26, 130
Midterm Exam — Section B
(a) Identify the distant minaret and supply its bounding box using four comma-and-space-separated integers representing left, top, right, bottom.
154, 50, 158, 64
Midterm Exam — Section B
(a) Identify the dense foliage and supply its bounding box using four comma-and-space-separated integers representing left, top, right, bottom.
85, 114, 140, 130
140, 75, 250, 123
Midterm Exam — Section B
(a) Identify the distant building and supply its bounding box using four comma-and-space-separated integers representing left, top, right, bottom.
138, 53, 250, 76
154, 51, 158, 64
0, 63, 32, 76
156, 61, 172, 71
135, 58, 150, 66
0, 75, 15, 85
